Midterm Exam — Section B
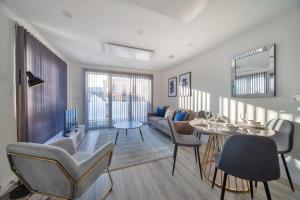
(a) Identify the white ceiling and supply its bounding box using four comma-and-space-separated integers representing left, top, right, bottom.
123, 0, 210, 23
1, 0, 299, 71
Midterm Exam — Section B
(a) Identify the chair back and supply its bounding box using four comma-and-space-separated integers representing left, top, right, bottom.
197, 110, 211, 118
217, 135, 280, 182
167, 116, 178, 144
7, 142, 78, 199
267, 118, 294, 153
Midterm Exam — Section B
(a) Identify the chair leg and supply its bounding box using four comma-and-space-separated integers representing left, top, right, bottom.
212, 167, 218, 188
194, 147, 198, 163
107, 168, 113, 187
249, 181, 253, 199
114, 130, 119, 145
25, 193, 34, 200
172, 145, 178, 176
263, 182, 272, 200
126, 129, 128, 136
220, 173, 228, 200
100, 168, 113, 200
139, 128, 144, 142
281, 154, 294, 191
196, 146, 203, 179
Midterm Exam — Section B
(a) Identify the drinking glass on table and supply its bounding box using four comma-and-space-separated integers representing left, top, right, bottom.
240, 113, 248, 129
204, 111, 211, 122
212, 113, 219, 123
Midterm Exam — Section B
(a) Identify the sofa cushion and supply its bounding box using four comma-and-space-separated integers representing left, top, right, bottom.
148, 116, 164, 124
157, 119, 170, 130
175, 108, 197, 121
155, 107, 167, 117
186, 111, 197, 121
164, 106, 177, 119
174, 111, 188, 121
174, 121, 194, 135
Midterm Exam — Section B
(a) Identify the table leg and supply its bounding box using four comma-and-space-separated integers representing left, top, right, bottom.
202, 134, 250, 192
114, 129, 119, 145
139, 127, 144, 142
126, 129, 128, 136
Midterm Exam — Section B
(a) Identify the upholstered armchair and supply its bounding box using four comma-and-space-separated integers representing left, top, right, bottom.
7, 138, 114, 200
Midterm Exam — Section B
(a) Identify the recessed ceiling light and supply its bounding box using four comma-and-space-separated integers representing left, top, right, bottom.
62, 11, 72, 18
169, 55, 175, 59
137, 30, 144, 35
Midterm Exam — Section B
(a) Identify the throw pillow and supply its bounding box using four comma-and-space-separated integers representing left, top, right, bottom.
174, 121, 194, 134
156, 107, 166, 117
174, 111, 188, 121
164, 109, 176, 119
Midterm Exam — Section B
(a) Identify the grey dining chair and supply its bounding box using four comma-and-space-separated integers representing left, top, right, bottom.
197, 110, 212, 118
7, 138, 114, 200
212, 135, 280, 200
167, 117, 203, 179
265, 118, 295, 191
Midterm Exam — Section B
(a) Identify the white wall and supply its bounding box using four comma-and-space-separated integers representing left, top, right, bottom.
0, 4, 17, 192
0, 3, 70, 191
68, 63, 162, 124
161, 10, 300, 184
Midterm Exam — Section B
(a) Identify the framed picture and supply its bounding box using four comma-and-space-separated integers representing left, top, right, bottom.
168, 77, 177, 97
179, 72, 191, 96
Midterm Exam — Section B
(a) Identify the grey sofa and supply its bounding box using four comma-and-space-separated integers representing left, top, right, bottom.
7, 138, 114, 200
147, 106, 197, 136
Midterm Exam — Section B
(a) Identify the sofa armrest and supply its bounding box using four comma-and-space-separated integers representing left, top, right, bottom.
49, 138, 76, 155
77, 142, 114, 179
147, 112, 156, 117
174, 121, 195, 135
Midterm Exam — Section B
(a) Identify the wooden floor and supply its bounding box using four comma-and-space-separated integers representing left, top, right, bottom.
4, 127, 300, 200
80, 127, 300, 200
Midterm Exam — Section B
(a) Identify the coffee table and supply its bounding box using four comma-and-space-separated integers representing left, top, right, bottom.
113, 121, 144, 144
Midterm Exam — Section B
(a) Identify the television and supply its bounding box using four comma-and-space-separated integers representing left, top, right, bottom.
64, 108, 77, 136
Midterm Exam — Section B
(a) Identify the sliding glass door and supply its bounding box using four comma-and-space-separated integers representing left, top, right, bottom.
131, 74, 152, 122
85, 70, 152, 129
111, 74, 130, 123
85, 71, 109, 128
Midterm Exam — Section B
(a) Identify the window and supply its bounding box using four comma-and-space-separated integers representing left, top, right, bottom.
85, 70, 153, 129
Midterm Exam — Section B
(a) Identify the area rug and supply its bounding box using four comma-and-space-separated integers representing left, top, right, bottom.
92, 126, 173, 171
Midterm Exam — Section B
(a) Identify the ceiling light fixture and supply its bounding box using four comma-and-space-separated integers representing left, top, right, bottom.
104, 43, 154, 61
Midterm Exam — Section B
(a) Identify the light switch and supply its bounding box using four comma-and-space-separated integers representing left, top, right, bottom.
293, 95, 300, 102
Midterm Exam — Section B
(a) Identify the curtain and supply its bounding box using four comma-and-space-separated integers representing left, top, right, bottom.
235, 72, 270, 95
85, 70, 153, 129
16, 26, 67, 143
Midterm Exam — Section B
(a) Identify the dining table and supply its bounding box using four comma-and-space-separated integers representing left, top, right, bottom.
189, 118, 275, 193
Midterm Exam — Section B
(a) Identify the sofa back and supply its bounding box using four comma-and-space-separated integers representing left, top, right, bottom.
164, 106, 197, 121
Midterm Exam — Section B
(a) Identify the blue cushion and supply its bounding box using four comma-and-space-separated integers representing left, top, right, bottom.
156, 107, 166, 117
174, 111, 188, 122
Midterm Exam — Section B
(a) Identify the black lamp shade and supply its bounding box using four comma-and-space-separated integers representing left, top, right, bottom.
26, 71, 44, 87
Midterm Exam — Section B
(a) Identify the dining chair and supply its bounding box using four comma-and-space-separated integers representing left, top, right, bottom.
167, 117, 203, 179
212, 135, 280, 200
197, 110, 211, 118
264, 118, 295, 191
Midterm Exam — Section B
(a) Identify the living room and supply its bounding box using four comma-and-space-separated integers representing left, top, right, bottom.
0, 0, 300, 200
